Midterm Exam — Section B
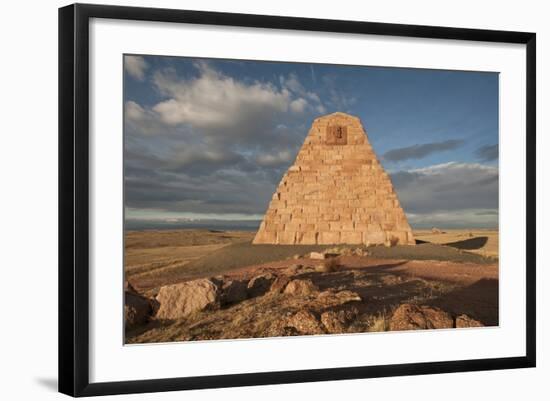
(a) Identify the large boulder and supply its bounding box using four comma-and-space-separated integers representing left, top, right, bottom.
125, 291, 152, 329
283, 279, 319, 296
283, 264, 303, 275
317, 290, 362, 307
247, 273, 275, 297
220, 280, 248, 305
321, 310, 349, 334
389, 304, 454, 331
269, 275, 291, 294
455, 314, 484, 328
155, 279, 219, 320
309, 252, 326, 260
286, 310, 325, 335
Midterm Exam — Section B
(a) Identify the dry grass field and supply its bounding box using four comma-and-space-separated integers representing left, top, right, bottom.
125, 230, 253, 296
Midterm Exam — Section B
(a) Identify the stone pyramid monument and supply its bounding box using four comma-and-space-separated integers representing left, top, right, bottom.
253, 112, 415, 246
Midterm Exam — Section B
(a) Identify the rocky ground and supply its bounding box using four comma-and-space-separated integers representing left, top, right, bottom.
125, 236, 498, 343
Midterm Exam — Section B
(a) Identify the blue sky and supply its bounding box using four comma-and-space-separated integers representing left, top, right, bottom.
124, 55, 499, 228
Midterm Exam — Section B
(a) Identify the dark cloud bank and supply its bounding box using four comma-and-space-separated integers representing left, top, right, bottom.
383, 139, 464, 162
476, 144, 498, 162
390, 162, 498, 228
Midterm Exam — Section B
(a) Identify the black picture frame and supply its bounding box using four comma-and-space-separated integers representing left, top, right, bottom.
58, 3, 536, 397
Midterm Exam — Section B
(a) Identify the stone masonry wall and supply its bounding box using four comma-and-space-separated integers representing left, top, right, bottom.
253, 112, 415, 246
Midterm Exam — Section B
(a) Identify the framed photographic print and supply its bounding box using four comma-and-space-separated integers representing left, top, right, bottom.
58, 3, 536, 397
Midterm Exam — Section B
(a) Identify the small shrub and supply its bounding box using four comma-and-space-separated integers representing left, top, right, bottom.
314, 257, 339, 273
368, 313, 389, 332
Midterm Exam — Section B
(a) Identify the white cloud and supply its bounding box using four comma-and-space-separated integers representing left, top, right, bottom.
281, 73, 326, 114
151, 63, 301, 129
124, 101, 167, 136
125, 100, 146, 121
124, 55, 148, 81
124, 63, 332, 216
410, 161, 497, 176
316, 104, 327, 114
280, 73, 304, 94
306, 92, 321, 103
290, 98, 308, 113
255, 150, 293, 167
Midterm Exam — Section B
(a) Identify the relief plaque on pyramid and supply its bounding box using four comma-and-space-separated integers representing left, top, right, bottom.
253, 112, 415, 246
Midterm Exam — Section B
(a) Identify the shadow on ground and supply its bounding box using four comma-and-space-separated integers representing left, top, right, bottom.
444, 236, 489, 250
428, 278, 498, 326
179, 241, 494, 281
292, 264, 498, 327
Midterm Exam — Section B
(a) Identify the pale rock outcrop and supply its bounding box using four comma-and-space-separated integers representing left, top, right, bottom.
283, 279, 319, 296
321, 310, 348, 333
389, 304, 454, 331
269, 276, 291, 294
155, 279, 219, 320
286, 310, 325, 335
455, 314, 484, 328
